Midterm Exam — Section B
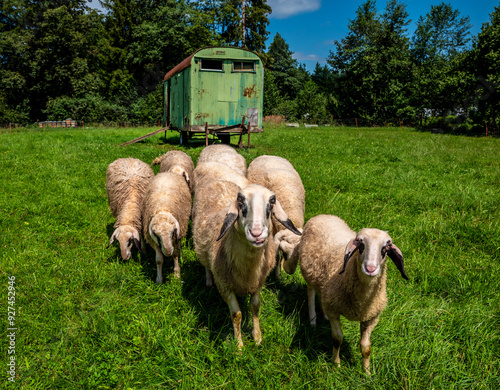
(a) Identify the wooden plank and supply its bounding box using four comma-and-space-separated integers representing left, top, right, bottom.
120, 127, 169, 146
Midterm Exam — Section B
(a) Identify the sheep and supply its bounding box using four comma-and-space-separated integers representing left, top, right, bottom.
247, 155, 305, 276
106, 157, 154, 260
298, 214, 408, 374
197, 144, 247, 176
142, 171, 192, 283
192, 161, 249, 196
151, 150, 194, 190
192, 180, 302, 348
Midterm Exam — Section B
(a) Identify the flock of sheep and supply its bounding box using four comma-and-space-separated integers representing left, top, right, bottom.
105, 144, 408, 374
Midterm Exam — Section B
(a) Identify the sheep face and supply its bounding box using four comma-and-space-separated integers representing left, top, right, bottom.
148, 212, 180, 257
108, 226, 141, 260
217, 184, 302, 247
340, 228, 408, 280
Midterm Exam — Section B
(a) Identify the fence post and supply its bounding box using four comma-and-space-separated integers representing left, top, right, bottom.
9, 122, 12, 133
399, 118, 402, 130
355, 118, 358, 129
485, 121, 488, 138
83, 120, 84, 131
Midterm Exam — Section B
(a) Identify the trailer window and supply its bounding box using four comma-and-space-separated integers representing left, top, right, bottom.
233, 61, 255, 72
200, 59, 223, 72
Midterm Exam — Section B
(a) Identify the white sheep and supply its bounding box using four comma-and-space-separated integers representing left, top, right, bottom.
151, 150, 194, 190
142, 172, 192, 283
106, 157, 154, 260
197, 144, 247, 176
247, 155, 305, 276
298, 214, 408, 374
192, 161, 249, 196
192, 180, 302, 348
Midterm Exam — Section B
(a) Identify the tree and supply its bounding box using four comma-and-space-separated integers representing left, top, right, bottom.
327, 0, 413, 121
409, 2, 472, 120
468, 5, 500, 124
267, 32, 309, 100
0, 0, 103, 122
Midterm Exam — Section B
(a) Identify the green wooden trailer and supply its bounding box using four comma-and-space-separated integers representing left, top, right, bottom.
163, 47, 264, 147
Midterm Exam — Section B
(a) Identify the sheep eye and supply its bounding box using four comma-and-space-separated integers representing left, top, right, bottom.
269, 195, 276, 205
358, 242, 365, 254
266, 202, 272, 219
240, 202, 248, 217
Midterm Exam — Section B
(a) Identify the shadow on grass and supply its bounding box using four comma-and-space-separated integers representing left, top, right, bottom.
267, 267, 356, 367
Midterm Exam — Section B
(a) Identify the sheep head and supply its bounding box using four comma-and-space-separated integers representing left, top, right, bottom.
168, 165, 191, 189
339, 228, 408, 280
108, 225, 141, 260
217, 184, 302, 247
148, 212, 180, 257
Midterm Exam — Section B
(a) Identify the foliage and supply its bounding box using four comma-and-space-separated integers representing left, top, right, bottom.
328, 0, 413, 121
0, 0, 498, 129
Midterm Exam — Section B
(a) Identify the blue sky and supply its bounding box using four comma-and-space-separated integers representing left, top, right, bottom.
88, 0, 499, 71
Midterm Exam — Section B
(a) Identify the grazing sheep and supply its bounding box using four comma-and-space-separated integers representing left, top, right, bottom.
247, 155, 305, 276
106, 158, 154, 260
299, 215, 408, 374
192, 161, 249, 195
151, 150, 194, 190
192, 180, 302, 348
197, 144, 247, 176
142, 172, 192, 283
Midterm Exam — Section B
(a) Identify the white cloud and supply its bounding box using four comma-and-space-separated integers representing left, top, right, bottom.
268, 0, 322, 19
292, 52, 325, 63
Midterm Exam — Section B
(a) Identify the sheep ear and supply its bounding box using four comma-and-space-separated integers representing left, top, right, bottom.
132, 237, 142, 253
339, 238, 360, 274
272, 199, 302, 236
107, 230, 118, 248
217, 199, 239, 241
387, 243, 408, 280
182, 172, 191, 189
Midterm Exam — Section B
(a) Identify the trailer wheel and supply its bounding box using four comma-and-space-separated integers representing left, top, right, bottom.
218, 133, 230, 144
180, 131, 188, 145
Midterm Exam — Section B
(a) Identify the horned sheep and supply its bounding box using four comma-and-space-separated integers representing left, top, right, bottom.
247, 155, 305, 276
106, 157, 154, 260
298, 214, 408, 374
142, 172, 192, 283
192, 180, 301, 348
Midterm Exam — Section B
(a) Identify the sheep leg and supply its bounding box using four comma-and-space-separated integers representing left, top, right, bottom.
307, 286, 317, 326
360, 316, 379, 375
205, 267, 214, 287
155, 248, 164, 284
250, 291, 262, 345
173, 254, 180, 278
329, 316, 343, 367
274, 251, 281, 278
224, 292, 243, 349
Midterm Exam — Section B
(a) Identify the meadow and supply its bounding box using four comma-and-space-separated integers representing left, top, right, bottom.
0, 124, 499, 389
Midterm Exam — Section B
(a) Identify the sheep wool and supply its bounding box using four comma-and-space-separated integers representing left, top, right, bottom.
299, 214, 408, 374
142, 171, 192, 282
106, 157, 154, 260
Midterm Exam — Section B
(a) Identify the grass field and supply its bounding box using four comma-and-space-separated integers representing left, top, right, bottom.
1, 125, 499, 389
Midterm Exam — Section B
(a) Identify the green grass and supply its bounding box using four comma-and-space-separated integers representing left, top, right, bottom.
1, 125, 499, 389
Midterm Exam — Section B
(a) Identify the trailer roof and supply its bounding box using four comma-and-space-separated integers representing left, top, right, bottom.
163, 47, 262, 81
